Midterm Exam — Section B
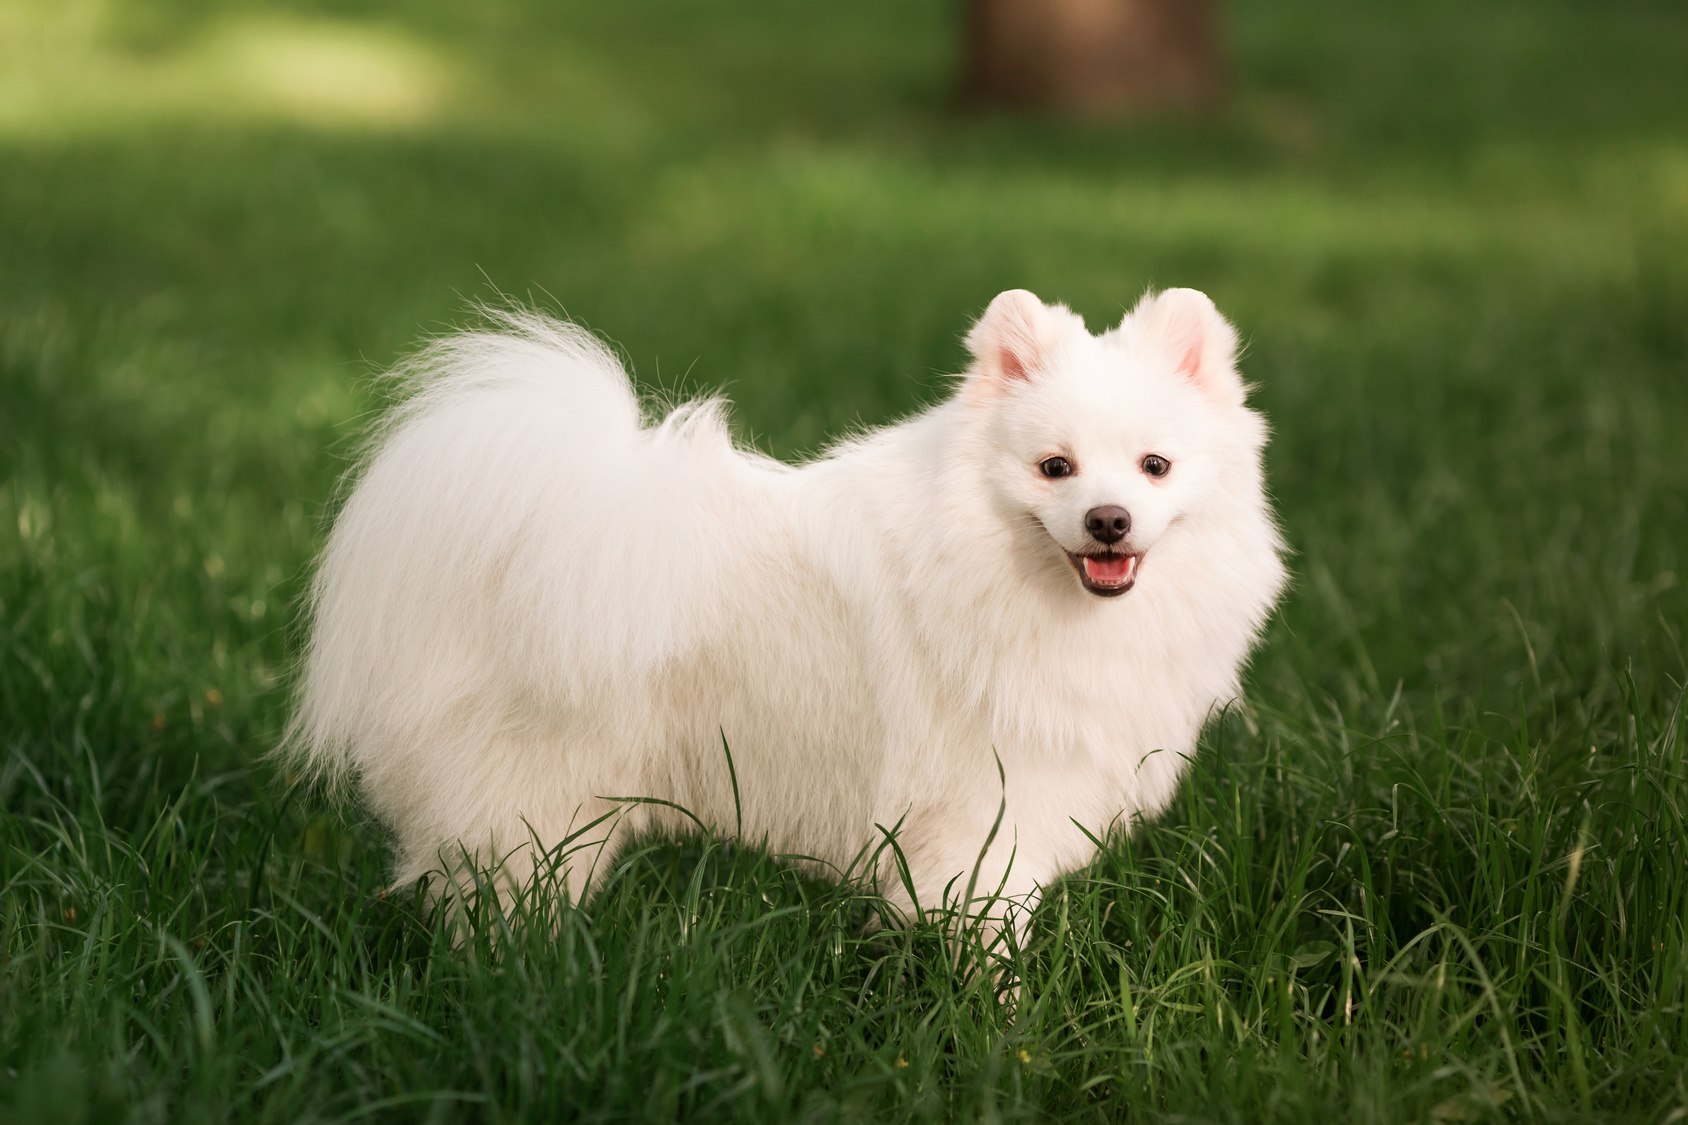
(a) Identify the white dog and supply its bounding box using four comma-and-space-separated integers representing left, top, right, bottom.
290, 288, 1285, 925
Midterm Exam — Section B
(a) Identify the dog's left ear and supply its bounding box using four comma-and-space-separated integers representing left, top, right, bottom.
964, 289, 1082, 398
1131, 288, 1244, 405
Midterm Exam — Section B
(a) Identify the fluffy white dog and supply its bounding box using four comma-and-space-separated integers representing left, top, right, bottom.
290, 288, 1285, 924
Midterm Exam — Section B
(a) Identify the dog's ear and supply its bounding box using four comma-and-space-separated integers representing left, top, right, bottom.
964, 290, 1078, 396
1131, 288, 1244, 405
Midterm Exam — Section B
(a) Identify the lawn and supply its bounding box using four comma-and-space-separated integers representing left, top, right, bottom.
2, 0, 1686, 1120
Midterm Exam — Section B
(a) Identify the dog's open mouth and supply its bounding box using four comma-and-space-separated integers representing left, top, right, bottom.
1064, 551, 1142, 597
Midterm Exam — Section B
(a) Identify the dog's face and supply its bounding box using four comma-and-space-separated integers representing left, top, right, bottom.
964, 288, 1253, 598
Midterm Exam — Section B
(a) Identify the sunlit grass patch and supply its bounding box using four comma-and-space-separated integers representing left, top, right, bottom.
0, 0, 452, 135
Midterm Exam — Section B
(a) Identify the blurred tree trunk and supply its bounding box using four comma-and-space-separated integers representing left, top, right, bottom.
963, 0, 1227, 115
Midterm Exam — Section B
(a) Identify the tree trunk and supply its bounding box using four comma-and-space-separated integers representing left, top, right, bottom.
963, 0, 1227, 115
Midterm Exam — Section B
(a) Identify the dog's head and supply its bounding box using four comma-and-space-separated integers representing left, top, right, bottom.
961, 287, 1262, 599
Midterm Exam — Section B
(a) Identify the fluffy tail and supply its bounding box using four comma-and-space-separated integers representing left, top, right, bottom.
286, 311, 752, 789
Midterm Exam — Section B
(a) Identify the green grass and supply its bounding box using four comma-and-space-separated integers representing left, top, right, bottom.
3, 0, 1687, 1120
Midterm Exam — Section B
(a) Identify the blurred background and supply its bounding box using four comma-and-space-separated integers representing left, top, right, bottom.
1, 0, 1684, 749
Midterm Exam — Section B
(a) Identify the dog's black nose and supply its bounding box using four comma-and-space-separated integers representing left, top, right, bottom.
1084, 505, 1131, 545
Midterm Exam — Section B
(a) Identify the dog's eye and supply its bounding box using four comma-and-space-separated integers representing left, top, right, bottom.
1038, 456, 1074, 480
1141, 454, 1171, 478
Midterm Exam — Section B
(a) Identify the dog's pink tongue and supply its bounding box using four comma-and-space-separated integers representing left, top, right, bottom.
1083, 555, 1135, 584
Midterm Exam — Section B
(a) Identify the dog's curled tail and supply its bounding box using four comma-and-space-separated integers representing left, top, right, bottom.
284, 311, 691, 792
379, 309, 645, 451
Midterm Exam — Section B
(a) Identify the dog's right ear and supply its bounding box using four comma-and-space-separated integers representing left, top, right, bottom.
964, 290, 1075, 398
1129, 288, 1244, 406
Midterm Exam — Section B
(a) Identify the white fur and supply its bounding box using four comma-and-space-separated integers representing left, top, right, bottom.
289, 289, 1286, 922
